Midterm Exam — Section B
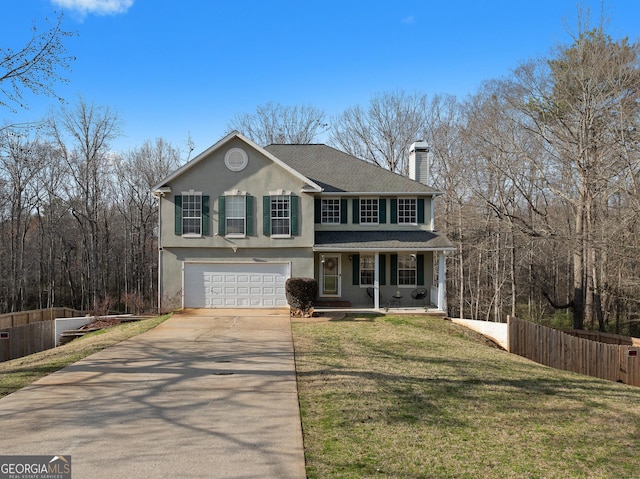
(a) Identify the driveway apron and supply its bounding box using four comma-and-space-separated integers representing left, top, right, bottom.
0, 310, 306, 479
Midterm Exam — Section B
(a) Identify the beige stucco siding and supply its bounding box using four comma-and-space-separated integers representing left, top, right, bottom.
159, 247, 314, 310
159, 137, 315, 249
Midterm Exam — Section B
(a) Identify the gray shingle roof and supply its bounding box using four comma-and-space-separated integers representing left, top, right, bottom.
315, 231, 455, 251
264, 144, 440, 194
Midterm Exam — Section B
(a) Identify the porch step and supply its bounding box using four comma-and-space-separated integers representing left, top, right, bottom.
313, 300, 352, 308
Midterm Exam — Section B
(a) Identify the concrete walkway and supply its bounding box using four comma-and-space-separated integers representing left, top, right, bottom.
451, 318, 509, 350
0, 310, 306, 479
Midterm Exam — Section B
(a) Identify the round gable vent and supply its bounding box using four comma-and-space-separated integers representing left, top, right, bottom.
224, 148, 248, 171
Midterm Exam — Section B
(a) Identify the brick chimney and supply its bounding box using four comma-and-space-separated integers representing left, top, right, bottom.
409, 141, 430, 184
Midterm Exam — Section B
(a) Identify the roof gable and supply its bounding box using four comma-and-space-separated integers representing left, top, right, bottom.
152, 132, 322, 193
264, 144, 441, 194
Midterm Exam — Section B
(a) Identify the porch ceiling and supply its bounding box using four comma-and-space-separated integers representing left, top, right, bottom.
314, 230, 455, 252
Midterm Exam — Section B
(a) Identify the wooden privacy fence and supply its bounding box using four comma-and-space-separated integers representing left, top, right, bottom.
508, 316, 640, 387
0, 308, 83, 329
0, 308, 84, 362
0, 321, 56, 362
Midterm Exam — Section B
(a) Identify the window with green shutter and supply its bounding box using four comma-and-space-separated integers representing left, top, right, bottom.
379, 198, 387, 224
390, 254, 398, 285
417, 254, 425, 285
174, 195, 183, 235
225, 195, 247, 237
417, 198, 425, 224
175, 193, 209, 236
264, 194, 298, 237
359, 254, 375, 286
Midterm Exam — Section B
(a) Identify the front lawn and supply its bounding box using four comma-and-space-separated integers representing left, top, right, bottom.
292, 315, 640, 478
0, 315, 170, 398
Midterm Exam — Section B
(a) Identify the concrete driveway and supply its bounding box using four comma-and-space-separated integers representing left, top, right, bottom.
0, 309, 306, 479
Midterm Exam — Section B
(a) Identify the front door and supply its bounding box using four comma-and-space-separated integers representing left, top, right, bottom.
321, 254, 341, 296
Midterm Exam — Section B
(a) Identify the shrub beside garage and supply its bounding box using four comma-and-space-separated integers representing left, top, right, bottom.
285, 278, 318, 317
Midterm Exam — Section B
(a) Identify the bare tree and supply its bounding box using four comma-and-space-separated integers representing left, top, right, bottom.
48, 99, 121, 312
330, 90, 428, 175
0, 14, 75, 112
422, 95, 470, 318
115, 138, 181, 311
227, 102, 327, 145
0, 128, 46, 310
509, 20, 640, 329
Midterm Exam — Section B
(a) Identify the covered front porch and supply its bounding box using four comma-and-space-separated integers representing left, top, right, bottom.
313, 250, 448, 312
311, 230, 453, 313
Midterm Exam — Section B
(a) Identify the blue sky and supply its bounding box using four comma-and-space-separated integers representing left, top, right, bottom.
2, 0, 640, 155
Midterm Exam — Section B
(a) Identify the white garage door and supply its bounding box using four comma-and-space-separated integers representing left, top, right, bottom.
183, 263, 290, 308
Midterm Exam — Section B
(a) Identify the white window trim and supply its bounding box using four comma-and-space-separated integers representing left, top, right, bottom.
225, 193, 247, 238
359, 254, 375, 286
321, 198, 341, 225
359, 197, 379, 226
397, 253, 417, 287
181, 190, 203, 237
398, 197, 418, 225
270, 193, 291, 238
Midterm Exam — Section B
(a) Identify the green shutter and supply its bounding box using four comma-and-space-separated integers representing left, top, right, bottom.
202, 196, 210, 235
379, 198, 386, 224
379, 254, 386, 285
390, 198, 398, 224
290, 195, 299, 235
352, 198, 359, 223
390, 254, 398, 285
352, 253, 360, 285
218, 196, 226, 236
263, 196, 271, 236
418, 198, 425, 224
417, 254, 425, 285
314, 198, 321, 223
174, 195, 182, 235
246, 196, 253, 236
340, 199, 348, 224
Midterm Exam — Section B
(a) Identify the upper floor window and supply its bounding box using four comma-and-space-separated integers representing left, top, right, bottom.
175, 192, 209, 236
398, 254, 417, 286
322, 199, 341, 224
263, 192, 298, 237
360, 198, 379, 225
398, 198, 417, 224
218, 192, 253, 237
226, 195, 246, 236
182, 193, 202, 235
271, 195, 291, 236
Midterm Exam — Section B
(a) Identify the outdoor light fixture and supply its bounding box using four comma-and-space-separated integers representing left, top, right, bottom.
320, 254, 325, 263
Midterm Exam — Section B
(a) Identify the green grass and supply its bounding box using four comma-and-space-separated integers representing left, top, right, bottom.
4, 312, 640, 477
0, 315, 170, 398
292, 315, 640, 479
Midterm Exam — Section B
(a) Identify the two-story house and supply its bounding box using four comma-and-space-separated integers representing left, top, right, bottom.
152, 131, 454, 312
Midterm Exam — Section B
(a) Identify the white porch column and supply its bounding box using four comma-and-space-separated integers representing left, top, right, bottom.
438, 252, 446, 312
374, 252, 380, 309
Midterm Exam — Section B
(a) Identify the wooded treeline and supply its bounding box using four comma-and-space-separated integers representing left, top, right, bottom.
0, 103, 182, 313
2, 14, 640, 333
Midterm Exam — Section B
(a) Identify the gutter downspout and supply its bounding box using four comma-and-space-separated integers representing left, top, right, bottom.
152, 190, 165, 314
158, 198, 162, 314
